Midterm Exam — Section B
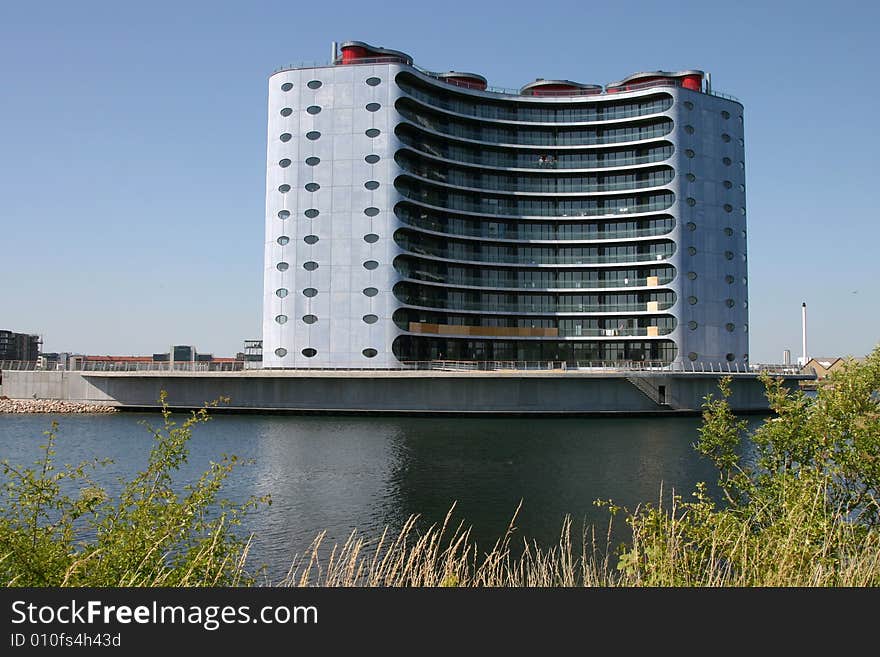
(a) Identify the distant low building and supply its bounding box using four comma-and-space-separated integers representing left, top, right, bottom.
801, 357, 845, 380
0, 330, 41, 362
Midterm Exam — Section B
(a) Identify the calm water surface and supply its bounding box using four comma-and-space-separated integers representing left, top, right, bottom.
0, 412, 732, 581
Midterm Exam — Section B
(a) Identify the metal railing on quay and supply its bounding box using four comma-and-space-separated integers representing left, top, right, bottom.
2, 360, 805, 375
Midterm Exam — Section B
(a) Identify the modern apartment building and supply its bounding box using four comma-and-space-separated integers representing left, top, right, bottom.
263, 41, 747, 368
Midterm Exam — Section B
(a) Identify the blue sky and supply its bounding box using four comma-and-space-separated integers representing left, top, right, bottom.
1, 0, 877, 362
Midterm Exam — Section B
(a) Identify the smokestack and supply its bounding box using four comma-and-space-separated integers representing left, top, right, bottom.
801, 302, 808, 366
331, 41, 337, 63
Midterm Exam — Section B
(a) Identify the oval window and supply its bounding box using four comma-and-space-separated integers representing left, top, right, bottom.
303, 261, 319, 271
365, 154, 380, 164
275, 314, 288, 325
721, 110, 730, 119
280, 133, 292, 142
303, 288, 318, 297
362, 314, 378, 324
687, 247, 697, 256
306, 131, 321, 140
725, 251, 734, 260
684, 101, 694, 110
688, 296, 698, 305
726, 323, 735, 332
365, 128, 380, 138
363, 260, 379, 270
364, 207, 380, 217
722, 133, 731, 142
276, 262, 289, 271
278, 184, 291, 193
280, 108, 293, 117
307, 80, 322, 89
276, 288, 288, 298
686, 222, 696, 231
685, 149, 695, 158
687, 321, 698, 330
302, 314, 318, 324
364, 180, 380, 190
275, 347, 288, 357
725, 299, 735, 308
305, 182, 320, 192
725, 275, 735, 284
723, 157, 732, 165
305, 156, 320, 166
362, 348, 378, 358
688, 352, 698, 361
304, 234, 319, 244
302, 348, 317, 358
365, 77, 381, 86
723, 204, 733, 213
723, 180, 732, 189
364, 233, 379, 243
276, 236, 290, 246
687, 271, 697, 280
281, 82, 293, 92
724, 227, 734, 236
686, 198, 696, 207
363, 287, 378, 297
304, 209, 319, 218
306, 105, 321, 115
686, 173, 696, 182
278, 210, 290, 220
279, 159, 292, 168
365, 102, 381, 112
684, 125, 694, 134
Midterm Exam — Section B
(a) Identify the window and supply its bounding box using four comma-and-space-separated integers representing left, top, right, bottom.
280, 133, 292, 142
686, 222, 696, 231
275, 347, 288, 357
721, 133, 731, 142
364, 207, 380, 217
305, 182, 320, 192
275, 315, 288, 324
363, 260, 379, 270
686, 197, 696, 206
363, 287, 379, 297
281, 83, 293, 92
688, 296, 698, 305
725, 275, 734, 284
366, 77, 381, 86
365, 154, 380, 164
724, 227, 734, 236
364, 233, 379, 243
305, 156, 320, 166
688, 352, 698, 361
362, 348, 378, 358
685, 149, 695, 158
723, 204, 733, 213
278, 184, 291, 193
365, 128, 381, 138
306, 131, 321, 140
275, 288, 288, 297
722, 157, 732, 165
740, 207, 746, 215
303, 261, 318, 271
723, 180, 732, 189
276, 236, 289, 246
687, 247, 697, 256
724, 251, 734, 260
279, 159, 291, 168
725, 353, 735, 361
304, 235, 319, 244
364, 180, 380, 190
686, 173, 696, 182
303, 314, 318, 324
684, 101, 694, 110
687, 321, 698, 330
362, 314, 378, 324
365, 103, 381, 112
278, 210, 290, 220
306, 105, 321, 115
687, 271, 697, 280
307, 80, 322, 89
302, 348, 317, 357
684, 125, 694, 134
725, 323, 735, 332
280, 108, 292, 117
303, 288, 318, 297
721, 110, 730, 119
725, 298, 735, 308
276, 262, 289, 271
304, 209, 319, 218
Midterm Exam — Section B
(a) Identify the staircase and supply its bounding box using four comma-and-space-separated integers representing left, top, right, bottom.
625, 375, 679, 409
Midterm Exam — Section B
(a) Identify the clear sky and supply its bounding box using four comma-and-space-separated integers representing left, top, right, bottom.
1, 0, 877, 362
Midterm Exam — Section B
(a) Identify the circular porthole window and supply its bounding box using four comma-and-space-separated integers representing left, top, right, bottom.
686, 222, 696, 231
302, 348, 317, 358
306, 105, 321, 115
303, 261, 319, 271
725, 298, 735, 308
724, 204, 733, 213
305, 182, 320, 192
688, 352, 698, 361
275, 314, 288, 325
724, 227, 734, 236
687, 247, 697, 256
687, 296, 698, 305
304, 209, 320, 219
362, 314, 378, 324
723, 180, 732, 189
275, 347, 288, 357
365, 128, 381, 138
684, 101, 694, 110
366, 77, 381, 86
726, 323, 735, 332
307, 80, 322, 89
304, 235, 319, 244
275, 287, 288, 298
278, 210, 290, 220
688, 321, 698, 330
364, 233, 379, 243
726, 353, 735, 362
276, 236, 290, 246
365, 102, 381, 112
303, 287, 318, 297
305, 156, 320, 166
306, 131, 321, 140
281, 82, 293, 92
687, 271, 697, 280
280, 108, 293, 117
724, 251, 734, 260
364, 207, 380, 217
725, 275, 735, 284
685, 149, 695, 158
721, 110, 730, 119
722, 133, 731, 142
278, 184, 291, 193
365, 154, 380, 164
363, 287, 378, 297
686, 197, 696, 206
722, 157, 732, 166
279, 159, 292, 168
363, 260, 379, 270
684, 125, 694, 134
364, 180, 380, 190
362, 348, 378, 358
686, 173, 696, 182
276, 262, 289, 271
280, 133, 292, 142
302, 314, 318, 324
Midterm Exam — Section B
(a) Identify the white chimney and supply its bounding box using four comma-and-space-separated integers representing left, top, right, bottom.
798, 302, 808, 366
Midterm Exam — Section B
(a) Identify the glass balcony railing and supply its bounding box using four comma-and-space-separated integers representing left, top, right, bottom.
396, 131, 674, 171
394, 296, 675, 313
396, 268, 675, 290
397, 106, 673, 147
398, 80, 673, 124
